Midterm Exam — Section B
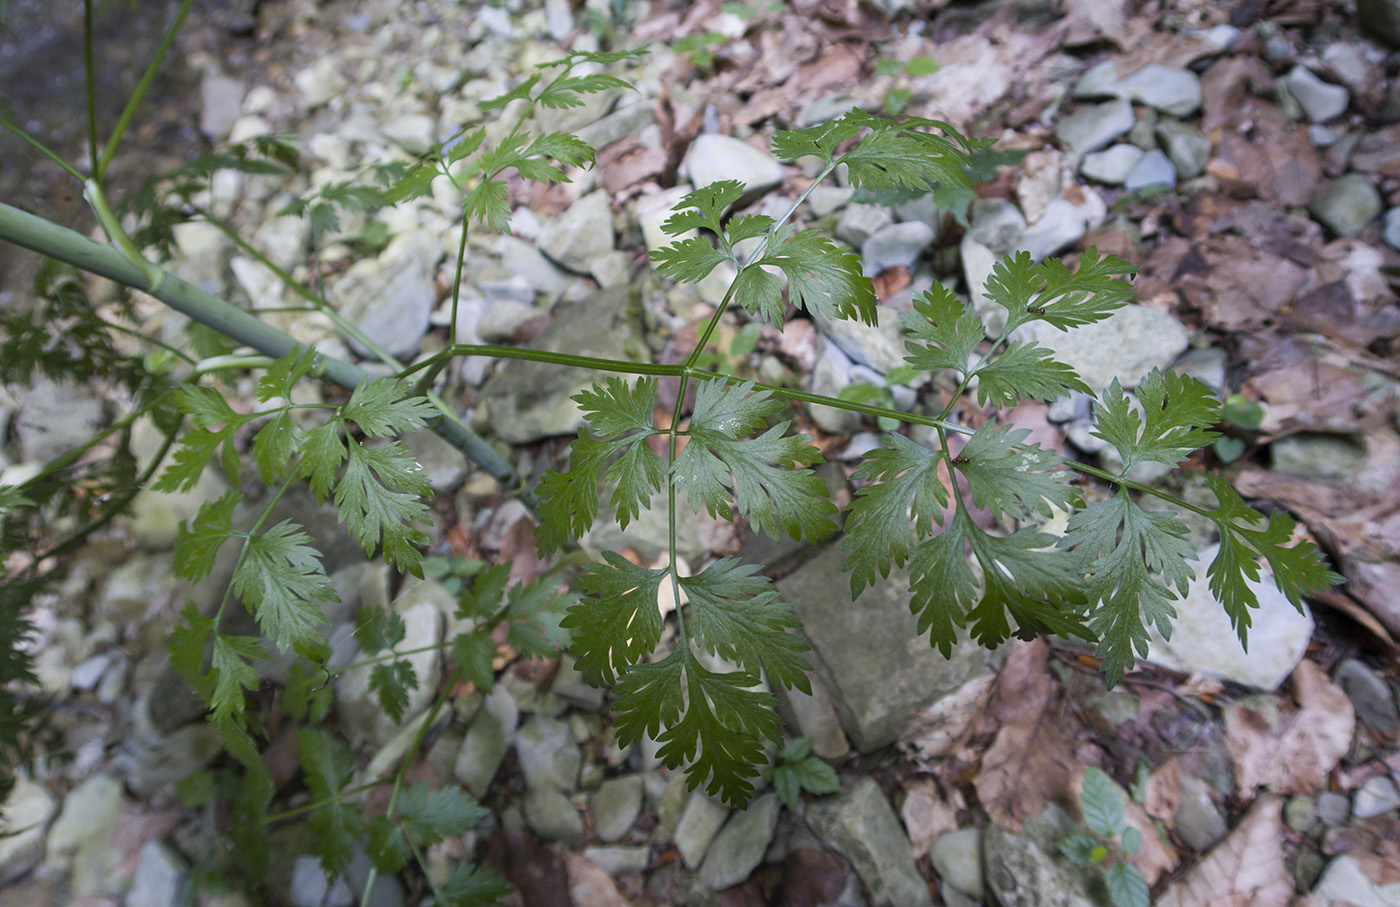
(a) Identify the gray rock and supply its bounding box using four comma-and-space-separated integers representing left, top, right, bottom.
1282, 66, 1350, 123
336, 593, 442, 746
1173, 346, 1228, 393
1310, 174, 1382, 238
930, 828, 983, 898
591, 776, 644, 842
773, 671, 850, 760
335, 231, 439, 359
480, 287, 645, 443
1021, 199, 1087, 261
199, 66, 245, 140
1384, 208, 1400, 251
778, 551, 991, 751
1074, 60, 1123, 100
968, 198, 1028, 252
575, 100, 657, 151
699, 793, 781, 890
1312, 854, 1400, 906
15, 376, 106, 464
893, 194, 946, 233
401, 429, 466, 494
1075, 144, 1142, 184
675, 792, 730, 870
1361, 0, 1400, 46
984, 810, 1098, 907
538, 190, 615, 275
807, 340, 864, 435
1333, 659, 1400, 734
0, 775, 55, 885
1317, 790, 1351, 826
807, 186, 855, 218
583, 845, 653, 874
1284, 795, 1317, 832
290, 855, 329, 907
835, 204, 894, 248
124, 723, 224, 799
1119, 64, 1202, 117
1310, 124, 1339, 147
1124, 149, 1176, 191
455, 685, 518, 799
551, 655, 606, 712
1011, 305, 1189, 392
494, 236, 570, 302
862, 221, 936, 275
515, 715, 581, 792
295, 58, 348, 108
806, 777, 933, 907
47, 773, 123, 895
686, 134, 785, 204
820, 306, 907, 375
1353, 775, 1400, 819
1270, 434, 1366, 482
1174, 775, 1228, 851
379, 114, 435, 155
523, 787, 585, 846
1155, 121, 1212, 179
1144, 542, 1313, 691
1055, 100, 1136, 154
477, 298, 542, 343
126, 840, 186, 907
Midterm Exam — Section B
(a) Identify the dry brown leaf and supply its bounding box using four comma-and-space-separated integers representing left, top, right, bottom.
1144, 757, 1183, 822
1224, 660, 1354, 797
1155, 797, 1293, 907
563, 851, 631, 907
900, 673, 996, 759
1173, 236, 1310, 332
974, 641, 1099, 831
899, 779, 959, 859
1241, 359, 1393, 437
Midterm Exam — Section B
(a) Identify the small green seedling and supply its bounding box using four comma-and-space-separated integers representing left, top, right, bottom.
764, 737, 840, 812
1214, 393, 1265, 463
1059, 767, 1149, 907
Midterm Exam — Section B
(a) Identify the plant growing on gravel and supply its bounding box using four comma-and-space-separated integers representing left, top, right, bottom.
1059, 767, 1150, 907
0, 5, 1342, 903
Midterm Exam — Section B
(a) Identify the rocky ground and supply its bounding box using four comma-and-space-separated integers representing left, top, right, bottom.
2, 0, 1400, 905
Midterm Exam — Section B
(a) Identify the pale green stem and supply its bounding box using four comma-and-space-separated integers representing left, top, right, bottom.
95, 0, 194, 180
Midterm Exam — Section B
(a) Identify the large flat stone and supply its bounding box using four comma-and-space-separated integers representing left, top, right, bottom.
776, 548, 991, 752
806, 776, 933, 907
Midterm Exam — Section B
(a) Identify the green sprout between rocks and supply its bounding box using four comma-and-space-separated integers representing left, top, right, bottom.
0, 8, 1344, 905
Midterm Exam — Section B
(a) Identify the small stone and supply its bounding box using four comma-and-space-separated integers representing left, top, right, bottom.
1124, 149, 1176, 191
295, 58, 348, 108
1334, 659, 1400, 734
290, 856, 329, 907
1310, 124, 1339, 147
1312, 853, 1400, 906
200, 66, 245, 140
806, 186, 854, 218
583, 845, 652, 875
515, 715, 581, 792
15, 376, 106, 464
1175, 775, 1228, 852
1270, 434, 1366, 482
806, 777, 934, 907
862, 221, 936, 276
1316, 791, 1350, 826
538, 191, 616, 275
335, 232, 439, 359
1080, 144, 1144, 185
0, 775, 55, 885
478, 299, 541, 343
820, 306, 906, 375
1074, 60, 1122, 99
930, 828, 984, 899
1294, 850, 1326, 893
125, 723, 225, 798
1012, 305, 1189, 392
1155, 121, 1212, 179
686, 134, 784, 203
1310, 174, 1382, 238
1056, 100, 1137, 154
835, 204, 894, 248
127, 840, 186, 907
675, 792, 730, 870
1384, 208, 1400, 251
699, 793, 781, 890
1021, 199, 1087, 261
591, 776, 644, 843
1173, 347, 1228, 393
524, 787, 585, 846
1353, 775, 1400, 819
1284, 795, 1317, 832
455, 686, 517, 798
1119, 64, 1202, 116
1282, 66, 1350, 123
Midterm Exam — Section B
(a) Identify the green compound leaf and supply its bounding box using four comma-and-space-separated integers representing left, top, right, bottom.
1063, 489, 1197, 687
299, 421, 347, 503
367, 815, 412, 874
353, 605, 407, 655
382, 162, 441, 205
650, 236, 732, 284
398, 781, 490, 847
1105, 862, 1150, 907
255, 345, 319, 403
843, 432, 949, 596
173, 490, 241, 583
901, 283, 986, 379
1080, 767, 1126, 838
1091, 370, 1222, 474
169, 603, 218, 705
369, 660, 417, 724
787, 755, 840, 799
154, 422, 242, 492
335, 438, 433, 575
612, 648, 781, 807
674, 380, 836, 544
536, 379, 665, 554
479, 72, 543, 111
538, 73, 634, 109
974, 341, 1089, 407
1203, 474, 1343, 647
341, 378, 436, 437
251, 411, 299, 485
453, 631, 497, 692
562, 552, 667, 686
210, 632, 267, 725
986, 248, 1137, 337
463, 178, 511, 232
442, 864, 514, 906
232, 520, 336, 657
681, 558, 813, 693
659, 180, 747, 239
745, 225, 876, 327
954, 424, 1081, 522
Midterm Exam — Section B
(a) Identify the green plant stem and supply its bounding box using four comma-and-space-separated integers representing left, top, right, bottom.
95, 0, 194, 181
362, 665, 463, 907
82, 0, 98, 177
262, 778, 391, 824
0, 121, 84, 181
0, 202, 527, 500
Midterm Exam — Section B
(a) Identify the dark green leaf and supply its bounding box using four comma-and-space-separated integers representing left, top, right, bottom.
955, 424, 1080, 522
1105, 862, 1150, 907
369, 660, 417, 723
232, 521, 335, 656
974, 341, 1089, 407
681, 558, 812, 693
843, 432, 949, 596
173, 491, 241, 582
1080, 767, 1125, 838
562, 552, 667, 686
901, 283, 986, 378
335, 438, 433, 575
398, 782, 490, 846
452, 631, 497, 692
255, 346, 319, 403
442, 864, 514, 905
